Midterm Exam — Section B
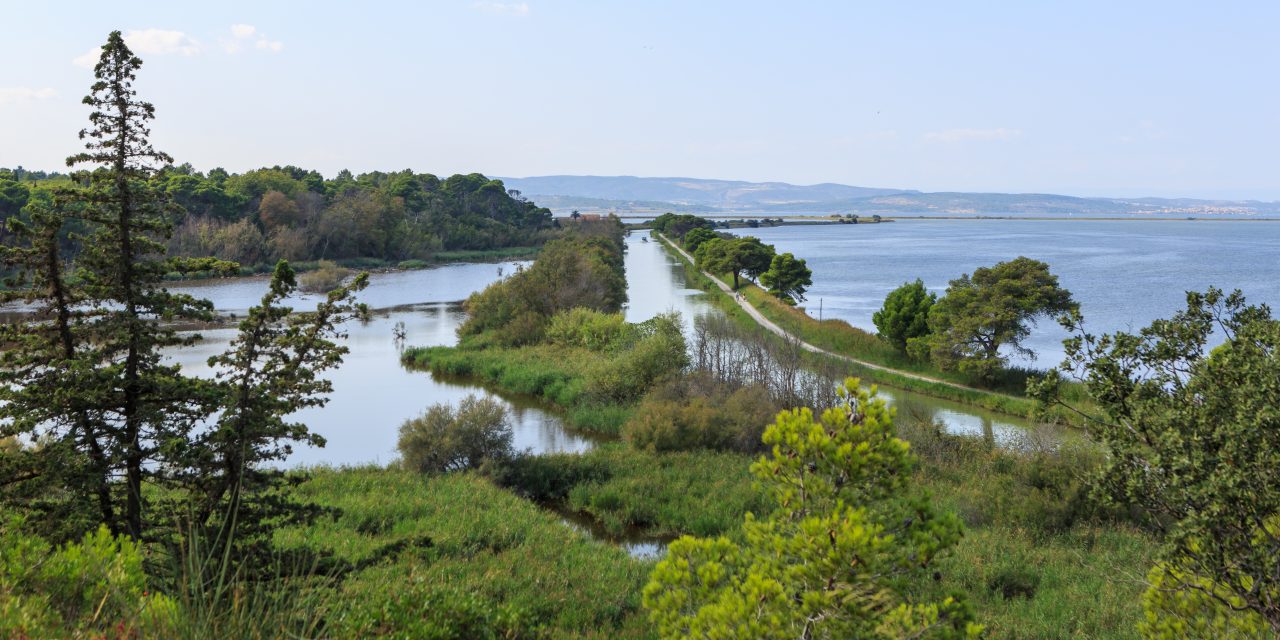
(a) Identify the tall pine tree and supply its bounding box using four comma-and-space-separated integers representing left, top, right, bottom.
64, 31, 219, 540
186, 261, 368, 554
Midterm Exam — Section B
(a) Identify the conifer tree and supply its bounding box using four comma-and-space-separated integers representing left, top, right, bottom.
0, 193, 113, 541
62, 31, 222, 540
186, 261, 368, 552
644, 380, 979, 639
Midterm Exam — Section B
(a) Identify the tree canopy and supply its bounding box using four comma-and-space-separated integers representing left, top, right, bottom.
0, 31, 366, 552
873, 279, 937, 353
460, 216, 628, 345
759, 252, 812, 304
694, 236, 775, 290
652, 213, 714, 239
922, 256, 1075, 380
1034, 289, 1280, 637
682, 227, 718, 253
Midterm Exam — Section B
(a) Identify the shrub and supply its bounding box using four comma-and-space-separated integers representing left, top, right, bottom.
586, 313, 688, 403
398, 395, 515, 474
545, 308, 631, 351
329, 583, 535, 640
624, 377, 777, 453
0, 519, 172, 638
298, 260, 351, 293
873, 278, 936, 352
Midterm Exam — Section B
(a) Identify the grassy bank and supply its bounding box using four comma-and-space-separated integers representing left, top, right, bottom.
487, 412, 1152, 639
496, 445, 766, 538
899, 421, 1152, 638
401, 343, 636, 435
277, 467, 653, 639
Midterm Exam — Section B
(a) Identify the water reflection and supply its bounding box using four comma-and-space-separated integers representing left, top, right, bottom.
882, 388, 1072, 451
163, 261, 601, 467
622, 232, 714, 328
557, 509, 669, 561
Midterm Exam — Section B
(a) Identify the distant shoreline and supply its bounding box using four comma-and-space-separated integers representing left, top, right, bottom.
608, 213, 1280, 222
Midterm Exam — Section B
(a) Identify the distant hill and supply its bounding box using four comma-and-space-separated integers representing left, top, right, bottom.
498, 175, 1280, 216
498, 175, 909, 210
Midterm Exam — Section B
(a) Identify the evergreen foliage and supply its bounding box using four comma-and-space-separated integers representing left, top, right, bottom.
873, 278, 937, 353
1035, 288, 1280, 636
0, 32, 367, 554
923, 256, 1075, 381
759, 251, 812, 304
643, 380, 979, 639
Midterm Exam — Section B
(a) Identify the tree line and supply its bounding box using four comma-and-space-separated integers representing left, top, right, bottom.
653, 213, 814, 304
2, 161, 555, 274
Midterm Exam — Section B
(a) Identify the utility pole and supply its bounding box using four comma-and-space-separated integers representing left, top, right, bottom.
819, 298, 823, 322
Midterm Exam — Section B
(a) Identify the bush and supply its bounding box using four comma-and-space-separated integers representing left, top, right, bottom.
545, 308, 630, 351
586, 313, 688, 403
298, 260, 351, 293
873, 278, 936, 352
397, 259, 430, 270
0, 518, 172, 638
624, 376, 777, 453
398, 395, 515, 474
329, 583, 535, 639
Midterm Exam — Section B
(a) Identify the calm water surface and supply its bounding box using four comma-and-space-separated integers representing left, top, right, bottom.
166, 231, 1069, 470
729, 219, 1280, 367
167, 234, 719, 467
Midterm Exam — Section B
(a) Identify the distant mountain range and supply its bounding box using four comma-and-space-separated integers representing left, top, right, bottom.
498, 175, 1280, 216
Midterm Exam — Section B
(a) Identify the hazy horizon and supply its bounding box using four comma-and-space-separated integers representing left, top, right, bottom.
4, 1, 1280, 200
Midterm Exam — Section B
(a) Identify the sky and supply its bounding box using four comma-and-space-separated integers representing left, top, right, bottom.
2, 1, 1279, 200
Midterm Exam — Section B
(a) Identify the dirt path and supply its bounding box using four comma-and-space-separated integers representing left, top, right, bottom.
657, 232, 1021, 398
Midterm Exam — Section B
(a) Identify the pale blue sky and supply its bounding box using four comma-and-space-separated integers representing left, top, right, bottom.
2, 1, 1278, 199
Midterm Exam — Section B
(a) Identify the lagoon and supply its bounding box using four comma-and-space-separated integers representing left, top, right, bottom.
727, 218, 1280, 368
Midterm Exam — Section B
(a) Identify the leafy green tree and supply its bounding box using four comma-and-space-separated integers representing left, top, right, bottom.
0, 192, 112, 542
873, 279, 936, 352
735, 236, 775, 283
162, 173, 243, 220
224, 168, 307, 201
759, 252, 812, 304
1033, 289, 1280, 637
682, 226, 717, 253
695, 236, 775, 290
653, 213, 714, 239
924, 256, 1074, 380
643, 380, 979, 639
460, 220, 627, 345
